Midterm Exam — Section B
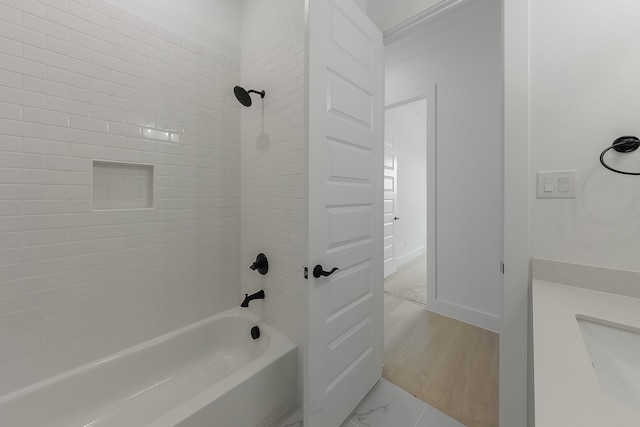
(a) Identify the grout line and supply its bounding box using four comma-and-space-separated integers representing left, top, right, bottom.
413, 406, 427, 427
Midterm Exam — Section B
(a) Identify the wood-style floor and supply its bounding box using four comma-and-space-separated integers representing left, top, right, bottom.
383, 294, 499, 427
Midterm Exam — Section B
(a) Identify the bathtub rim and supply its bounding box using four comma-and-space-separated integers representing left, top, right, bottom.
0, 306, 295, 409
147, 319, 297, 426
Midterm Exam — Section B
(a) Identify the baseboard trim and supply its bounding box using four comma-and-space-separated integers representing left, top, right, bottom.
427, 299, 500, 333
396, 245, 426, 267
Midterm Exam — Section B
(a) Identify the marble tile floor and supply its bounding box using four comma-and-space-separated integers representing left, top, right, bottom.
271, 378, 465, 427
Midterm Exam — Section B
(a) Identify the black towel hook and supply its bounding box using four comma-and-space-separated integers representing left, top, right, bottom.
599, 136, 640, 175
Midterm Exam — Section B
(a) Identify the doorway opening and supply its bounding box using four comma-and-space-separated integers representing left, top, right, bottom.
380, 0, 501, 426
384, 98, 428, 306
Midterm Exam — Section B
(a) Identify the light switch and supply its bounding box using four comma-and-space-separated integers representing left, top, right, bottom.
557, 177, 570, 192
544, 177, 554, 192
537, 170, 576, 199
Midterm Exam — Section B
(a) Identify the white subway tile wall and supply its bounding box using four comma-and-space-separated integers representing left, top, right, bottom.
0, 0, 241, 395
240, 22, 306, 359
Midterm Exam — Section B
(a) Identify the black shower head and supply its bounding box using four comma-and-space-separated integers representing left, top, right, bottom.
233, 86, 265, 107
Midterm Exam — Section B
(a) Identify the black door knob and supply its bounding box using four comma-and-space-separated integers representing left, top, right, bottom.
394, 217, 400, 220
313, 265, 339, 278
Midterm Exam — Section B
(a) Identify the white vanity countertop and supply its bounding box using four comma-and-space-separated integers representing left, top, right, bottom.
533, 280, 640, 426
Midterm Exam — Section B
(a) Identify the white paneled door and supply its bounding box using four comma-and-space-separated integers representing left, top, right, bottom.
383, 131, 397, 279
306, 0, 384, 426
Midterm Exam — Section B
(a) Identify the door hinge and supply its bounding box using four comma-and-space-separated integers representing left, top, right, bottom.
304, 266, 308, 279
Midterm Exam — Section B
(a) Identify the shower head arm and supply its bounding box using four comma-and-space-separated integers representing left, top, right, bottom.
247, 89, 265, 99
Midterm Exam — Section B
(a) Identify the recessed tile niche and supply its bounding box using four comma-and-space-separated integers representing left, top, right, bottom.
92, 160, 155, 210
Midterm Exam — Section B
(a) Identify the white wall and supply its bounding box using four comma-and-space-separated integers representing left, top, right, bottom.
386, 100, 427, 264
0, 0, 241, 395
240, 0, 306, 399
506, 2, 640, 425
530, 0, 640, 273
385, 0, 502, 331
241, 0, 304, 66
104, 0, 241, 59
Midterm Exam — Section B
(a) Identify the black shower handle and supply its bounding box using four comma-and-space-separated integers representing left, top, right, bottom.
313, 265, 339, 279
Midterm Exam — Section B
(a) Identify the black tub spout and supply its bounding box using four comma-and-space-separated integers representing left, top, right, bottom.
241, 290, 265, 307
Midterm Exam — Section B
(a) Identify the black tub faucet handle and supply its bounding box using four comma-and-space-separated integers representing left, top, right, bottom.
250, 253, 268, 275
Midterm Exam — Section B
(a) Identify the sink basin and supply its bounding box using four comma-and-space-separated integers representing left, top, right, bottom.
577, 315, 640, 410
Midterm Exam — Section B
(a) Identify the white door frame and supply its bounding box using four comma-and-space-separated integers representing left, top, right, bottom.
501, 0, 530, 425
383, 129, 397, 279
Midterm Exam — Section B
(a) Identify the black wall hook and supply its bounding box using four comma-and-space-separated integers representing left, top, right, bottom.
599, 136, 640, 175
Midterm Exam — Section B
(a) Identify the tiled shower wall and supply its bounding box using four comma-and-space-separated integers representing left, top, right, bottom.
0, 0, 241, 395
240, 15, 306, 359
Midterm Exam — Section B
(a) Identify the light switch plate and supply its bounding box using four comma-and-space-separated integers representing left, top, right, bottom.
537, 170, 576, 198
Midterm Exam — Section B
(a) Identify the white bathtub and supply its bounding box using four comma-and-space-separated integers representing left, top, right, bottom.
0, 307, 298, 427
